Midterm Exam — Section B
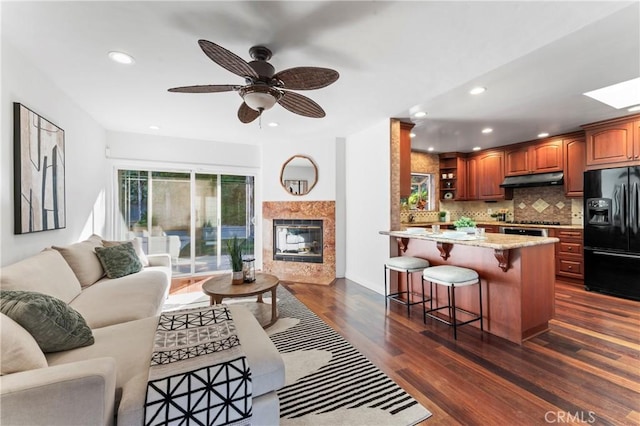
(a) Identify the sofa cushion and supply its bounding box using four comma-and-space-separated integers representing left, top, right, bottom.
0, 249, 81, 304
0, 313, 48, 375
95, 242, 143, 279
53, 235, 105, 287
102, 238, 149, 267
69, 269, 170, 329
0, 290, 94, 353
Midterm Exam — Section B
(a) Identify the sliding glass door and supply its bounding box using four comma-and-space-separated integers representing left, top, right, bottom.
117, 168, 254, 276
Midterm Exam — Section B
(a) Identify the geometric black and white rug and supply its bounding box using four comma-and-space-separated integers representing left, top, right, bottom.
268, 286, 431, 425
163, 286, 432, 425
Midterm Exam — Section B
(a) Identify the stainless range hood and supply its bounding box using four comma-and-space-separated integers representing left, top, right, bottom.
499, 172, 564, 188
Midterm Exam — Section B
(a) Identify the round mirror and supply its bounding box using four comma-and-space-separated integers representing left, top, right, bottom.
280, 155, 318, 196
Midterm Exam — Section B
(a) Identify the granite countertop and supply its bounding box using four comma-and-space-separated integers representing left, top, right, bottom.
402, 221, 583, 230
380, 229, 559, 249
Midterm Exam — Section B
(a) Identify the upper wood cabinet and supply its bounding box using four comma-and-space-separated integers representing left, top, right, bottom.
475, 150, 510, 200
505, 139, 563, 176
563, 134, 586, 197
583, 114, 640, 169
439, 154, 479, 201
464, 156, 478, 200
399, 121, 414, 197
438, 153, 463, 200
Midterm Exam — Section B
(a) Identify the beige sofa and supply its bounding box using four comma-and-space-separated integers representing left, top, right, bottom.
0, 236, 285, 425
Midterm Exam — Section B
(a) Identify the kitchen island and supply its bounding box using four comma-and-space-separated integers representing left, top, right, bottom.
380, 230, 559, 344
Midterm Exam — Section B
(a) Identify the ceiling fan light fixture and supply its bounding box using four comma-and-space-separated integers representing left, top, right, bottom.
241, 86, 281, 112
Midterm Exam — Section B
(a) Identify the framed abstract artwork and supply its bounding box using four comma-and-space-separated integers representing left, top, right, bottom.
13, 103, 66, 234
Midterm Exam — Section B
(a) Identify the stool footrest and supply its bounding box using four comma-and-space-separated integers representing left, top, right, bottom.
387, 292, 431, 307
425, 305, 482, 326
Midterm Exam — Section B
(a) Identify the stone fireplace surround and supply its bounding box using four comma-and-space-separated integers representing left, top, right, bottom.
262, 201, 335, 285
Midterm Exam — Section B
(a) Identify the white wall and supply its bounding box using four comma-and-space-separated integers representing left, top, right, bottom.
344, 119, 390, 294
335, 137, 346, 278
262, 138, 336, 202
106, 131, 260, 170
1, 42, 108, 266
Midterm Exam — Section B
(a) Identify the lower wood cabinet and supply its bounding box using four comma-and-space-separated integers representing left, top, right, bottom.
481, 224, 501, 233
551, 228, 584, 282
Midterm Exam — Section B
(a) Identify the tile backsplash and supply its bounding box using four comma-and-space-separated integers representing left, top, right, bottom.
403, 186, 583, 226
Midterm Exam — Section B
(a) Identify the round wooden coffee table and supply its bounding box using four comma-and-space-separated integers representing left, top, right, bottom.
202, 272, 280, 328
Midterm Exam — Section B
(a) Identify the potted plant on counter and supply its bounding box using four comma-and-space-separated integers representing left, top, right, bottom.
226, 236, 245, 284
453, 216, 477, 234
439, 211, 447, 222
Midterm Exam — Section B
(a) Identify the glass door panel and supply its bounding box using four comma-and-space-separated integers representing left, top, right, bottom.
148, 172, 191, 274
195, 174, 219, 272
220, 175, 255, 267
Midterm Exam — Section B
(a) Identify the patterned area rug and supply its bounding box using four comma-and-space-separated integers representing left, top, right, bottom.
163, 286, 431, 425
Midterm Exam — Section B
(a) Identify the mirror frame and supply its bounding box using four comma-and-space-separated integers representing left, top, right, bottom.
280, 154, 318, 196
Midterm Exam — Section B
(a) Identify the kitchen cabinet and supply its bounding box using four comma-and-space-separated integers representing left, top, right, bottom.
551, 228, 584, 282
481, 224, 500, 233
464, 156, 478, 200
399, 121, 414, 197
438, 153, 464, 201
563, 134, 586, 197
505, 139, 563, 176
584, 114, 640, 169
475, 150, 510, 200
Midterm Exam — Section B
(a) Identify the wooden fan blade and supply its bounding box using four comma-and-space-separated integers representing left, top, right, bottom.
274, 67, 339, 90
238, 102, 260, 123
198, 40, 258, 79
168, 85, 237, 93
277, 91, 326, 118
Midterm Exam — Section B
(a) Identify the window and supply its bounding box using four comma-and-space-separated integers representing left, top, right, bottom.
117, 169, 254, 276
409, 173, 435, 210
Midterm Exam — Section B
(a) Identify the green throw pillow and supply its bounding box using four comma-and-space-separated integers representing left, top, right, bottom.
94, 241, 143, 279
0, 290, 94, 353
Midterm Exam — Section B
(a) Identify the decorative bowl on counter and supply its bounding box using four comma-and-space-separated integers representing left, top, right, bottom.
457, 226, 477, 234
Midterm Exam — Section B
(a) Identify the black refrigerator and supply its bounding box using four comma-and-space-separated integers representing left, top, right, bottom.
584, 166, 640, 301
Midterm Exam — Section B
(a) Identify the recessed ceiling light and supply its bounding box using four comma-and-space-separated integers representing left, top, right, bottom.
427, 147, 434, 152
538, 132, 549, 138
482, 128, 493, 134
584, 77, 640, 109
149, 125, 160, 130
409, 132, 416, 138
469, 87, 486, 95
472, 146, 481, 151
628, 105, 640, 112
108, 51, 135, 65
268, 122, 279, 127
414, 111, 427, 118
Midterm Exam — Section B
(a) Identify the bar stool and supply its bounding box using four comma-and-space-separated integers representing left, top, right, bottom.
384, 256, 430, 317
422, 265, 483, 339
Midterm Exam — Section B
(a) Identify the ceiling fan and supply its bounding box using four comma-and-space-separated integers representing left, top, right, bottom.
168, 40, 339, 124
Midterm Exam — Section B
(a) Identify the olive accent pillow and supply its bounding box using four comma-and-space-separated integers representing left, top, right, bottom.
94, 241, 143, 279
0, 290, 94, 353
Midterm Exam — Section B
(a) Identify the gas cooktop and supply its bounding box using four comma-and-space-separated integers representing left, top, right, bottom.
507, 221, 561, 226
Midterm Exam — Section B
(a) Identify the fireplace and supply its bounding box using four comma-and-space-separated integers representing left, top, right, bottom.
273, 219, 323, 263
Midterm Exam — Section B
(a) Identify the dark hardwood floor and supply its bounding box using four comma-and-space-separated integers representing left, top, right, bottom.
279, 279, 640, 426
